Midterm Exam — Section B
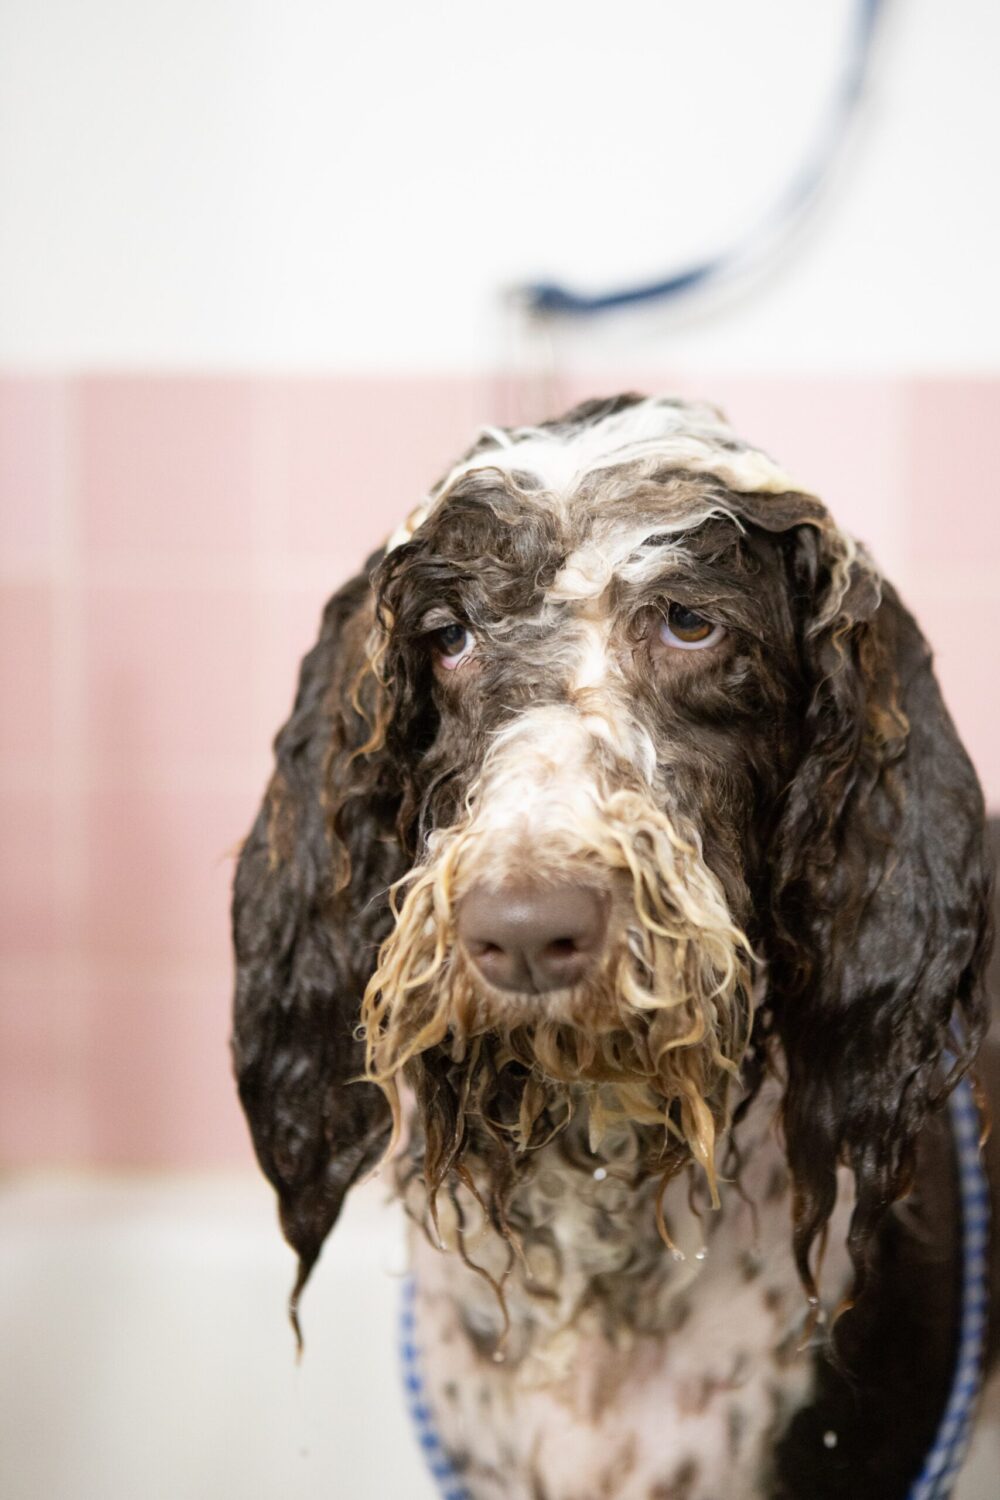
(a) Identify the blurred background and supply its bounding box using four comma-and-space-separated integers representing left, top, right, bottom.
1, 1, 998, 1496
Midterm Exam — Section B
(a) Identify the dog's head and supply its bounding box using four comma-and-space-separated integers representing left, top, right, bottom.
232, 394, 991, 1318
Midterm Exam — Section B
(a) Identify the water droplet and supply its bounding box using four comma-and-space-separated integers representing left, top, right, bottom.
694, 1247, 708, 1261
823, 1430, 838, 1450
492, 1349, 506, 1364
592, 1166, 608, 1181
671, 1248, 686, 1263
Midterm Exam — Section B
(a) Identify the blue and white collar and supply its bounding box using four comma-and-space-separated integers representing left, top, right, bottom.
907, 1074, 990, 1499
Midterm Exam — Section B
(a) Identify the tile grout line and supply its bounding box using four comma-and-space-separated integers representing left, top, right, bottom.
1, 548, 363, 591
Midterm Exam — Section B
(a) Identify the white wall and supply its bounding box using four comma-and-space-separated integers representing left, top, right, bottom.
1, 0, 998, 372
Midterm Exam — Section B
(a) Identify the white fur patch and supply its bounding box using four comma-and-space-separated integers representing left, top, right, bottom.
453, 398, 801, 501
570, 619, 612, 691
386, 397, 810, 552
548, 517, 719, 604
470, 703, 655, 853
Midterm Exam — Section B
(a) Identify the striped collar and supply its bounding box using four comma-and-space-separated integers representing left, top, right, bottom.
907, 1074, 990, 1499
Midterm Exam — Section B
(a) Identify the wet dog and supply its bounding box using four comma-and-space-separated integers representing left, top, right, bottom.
233, 395, 996, 1498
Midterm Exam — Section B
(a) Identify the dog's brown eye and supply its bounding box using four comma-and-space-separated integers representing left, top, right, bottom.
668, 605, 712, 641
659, 603, 724, 651
430, 622, 475, 669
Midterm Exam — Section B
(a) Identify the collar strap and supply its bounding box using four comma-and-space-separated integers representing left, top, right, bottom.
908, 1072, 990, 1499
399, 1277, 471, 1500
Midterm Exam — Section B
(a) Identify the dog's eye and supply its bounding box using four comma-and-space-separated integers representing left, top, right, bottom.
430, 622, 475, 669
659, 603, 725, 651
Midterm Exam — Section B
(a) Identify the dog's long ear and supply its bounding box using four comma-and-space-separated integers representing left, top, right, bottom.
766, 525, 993, 1299
232, 552, 406, 1325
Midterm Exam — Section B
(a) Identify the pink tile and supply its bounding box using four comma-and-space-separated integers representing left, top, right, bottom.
0, 377, 61, 562
257, 583, 331, 740
0, 966, 92, 1166
280, 375, 495, 562
901, 584, 1000, 810
0, 960, 252, 1168
698, 378, 905, 565
77, 376, 262, 559
82, 969, 255, 1167
904, 379, 1000, 572
0, 582, 54, 769
552, 372, 675, 417
0, 789, 58, 959
81, 785, 255, 968
81, 581, 261, 784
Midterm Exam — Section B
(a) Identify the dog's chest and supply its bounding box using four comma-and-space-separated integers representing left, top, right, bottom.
406, 1123, 852, 1500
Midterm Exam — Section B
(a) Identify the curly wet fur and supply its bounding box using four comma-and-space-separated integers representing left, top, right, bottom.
232, 393, 992, 1354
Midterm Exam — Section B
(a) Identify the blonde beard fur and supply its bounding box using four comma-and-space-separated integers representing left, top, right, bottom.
360, 783, 753, 1219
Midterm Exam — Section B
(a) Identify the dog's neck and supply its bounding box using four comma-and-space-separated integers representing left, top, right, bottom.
400, 1081, 851, 1412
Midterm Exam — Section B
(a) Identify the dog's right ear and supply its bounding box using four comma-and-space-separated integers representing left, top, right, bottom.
231, 551, 405, 1329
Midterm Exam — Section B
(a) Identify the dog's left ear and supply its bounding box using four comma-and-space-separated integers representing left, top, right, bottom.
232, 554, 407, 1324
765, 522, 993, 1295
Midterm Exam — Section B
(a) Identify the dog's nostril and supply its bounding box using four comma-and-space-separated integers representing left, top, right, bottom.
457, 883, 608, 994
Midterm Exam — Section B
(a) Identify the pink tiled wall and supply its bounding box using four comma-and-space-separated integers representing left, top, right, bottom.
1, 374, 997, 1169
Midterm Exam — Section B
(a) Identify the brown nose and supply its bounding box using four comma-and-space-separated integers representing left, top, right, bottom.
457, 883, 608, 993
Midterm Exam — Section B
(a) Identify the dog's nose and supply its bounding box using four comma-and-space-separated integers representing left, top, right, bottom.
457, 883, 608, 993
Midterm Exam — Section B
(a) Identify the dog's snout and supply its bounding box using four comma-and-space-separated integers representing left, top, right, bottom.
458, 883, 608, 993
